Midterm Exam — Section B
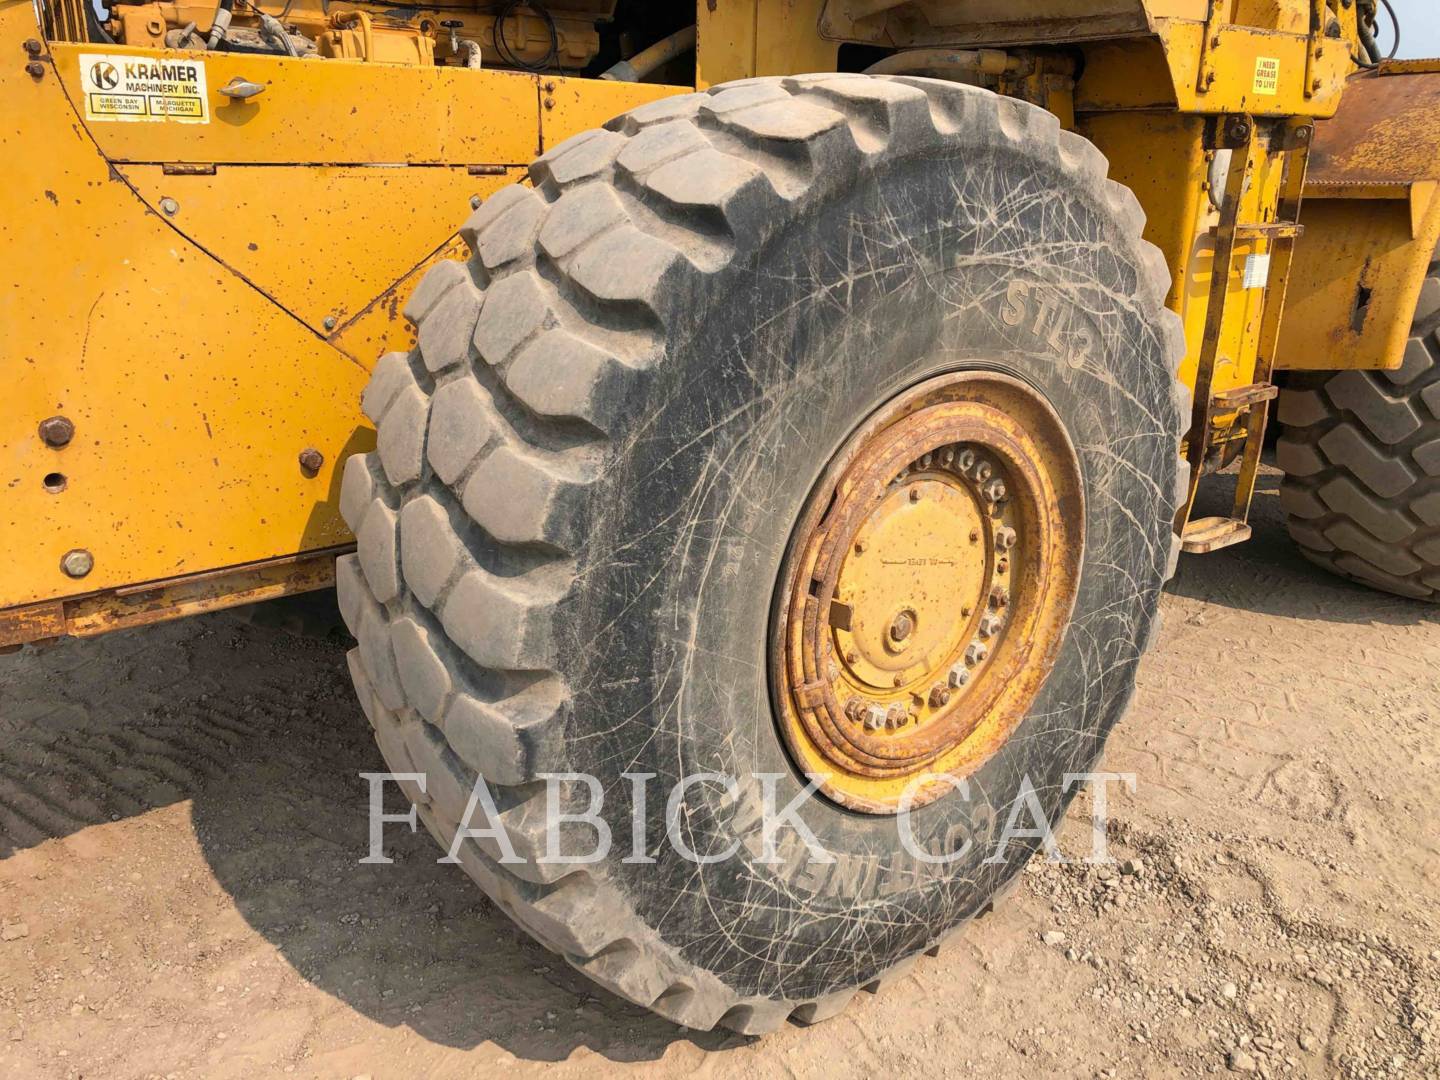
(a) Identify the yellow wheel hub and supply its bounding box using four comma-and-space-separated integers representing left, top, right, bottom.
771, 372, 1084, 814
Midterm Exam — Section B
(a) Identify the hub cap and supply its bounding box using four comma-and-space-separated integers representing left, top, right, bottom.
771, 372, 1084, 813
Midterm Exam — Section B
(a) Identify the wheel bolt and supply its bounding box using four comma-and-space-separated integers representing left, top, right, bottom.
863, 704, 886, 730
965, 640, 988, 665
888, 611, 914, 643
947, 665, 970, 689
973, 459, 992, 483
996, 526, 1017, 549
956, 449, 975, 473
979, 613, 1003, 638
989, 585, 1009, 609
928, 685, 951, 709
886, 703, 908, 728
985, 478, 1007, 503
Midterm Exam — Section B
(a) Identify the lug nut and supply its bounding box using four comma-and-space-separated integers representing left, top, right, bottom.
979, 613, 1003, 638
38, 415, 74, 448
965, 640, 988, 665
61, 548, 93, 578
989, 585, 1009, 609
996, 526, 1017, 549
947, 665, 970, 689
862, 704, 886, 730
928, 685, 951, 709
973, 459, 992, 483
886, 703, 908, 728
956, 448, 975, 474
985, 478, 1007, 503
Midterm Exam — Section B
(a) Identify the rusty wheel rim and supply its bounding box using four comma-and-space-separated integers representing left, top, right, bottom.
771, 371, 1084, 814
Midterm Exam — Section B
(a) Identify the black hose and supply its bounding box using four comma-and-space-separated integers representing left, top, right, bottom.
86, 0, 117, 43
1377, 0, 1400, 60
493, 0, 559, 73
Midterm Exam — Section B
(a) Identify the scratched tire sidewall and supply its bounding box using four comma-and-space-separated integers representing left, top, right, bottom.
553, 139, 1176, 999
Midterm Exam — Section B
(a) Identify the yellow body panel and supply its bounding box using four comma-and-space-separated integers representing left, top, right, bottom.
2, 15, 369, 607
118, 165, 516, 333
1279, 64, 1440, 372
0, 0, 686, 634
50, 42, 545, 164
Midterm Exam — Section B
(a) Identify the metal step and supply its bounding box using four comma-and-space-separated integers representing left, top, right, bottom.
1181, 515, 1253, 553
1212, 382, 1279, 411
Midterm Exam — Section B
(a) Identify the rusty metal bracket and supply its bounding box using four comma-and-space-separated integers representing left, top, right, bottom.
0, 547, 347, 648
1196, 0, 1226, 95
1303, 0, 1325, 100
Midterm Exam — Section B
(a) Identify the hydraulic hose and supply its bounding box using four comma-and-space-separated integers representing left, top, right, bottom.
600, 25, 696, 82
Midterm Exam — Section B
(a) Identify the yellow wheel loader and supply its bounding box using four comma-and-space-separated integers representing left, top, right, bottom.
4, 0, 1439, 1033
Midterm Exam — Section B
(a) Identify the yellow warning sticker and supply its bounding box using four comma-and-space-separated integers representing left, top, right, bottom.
1253, 56, 1280, 96
79, 53, 209, 124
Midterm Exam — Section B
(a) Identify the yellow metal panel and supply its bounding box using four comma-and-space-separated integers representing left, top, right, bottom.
118, 165, 521, 332
539, 75, 687, 146
332, 235, 471, 366
50, 42, 543, 164
697, 0, 758, 87
1078, 20, 1348, 116
1, 16, 372, 608
1277, 195, 1440, 371
699, 1, 838, 88
1279, 67, 1440, 371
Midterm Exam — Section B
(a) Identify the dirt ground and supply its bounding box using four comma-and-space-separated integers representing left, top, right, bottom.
1, 469, 1437, 1079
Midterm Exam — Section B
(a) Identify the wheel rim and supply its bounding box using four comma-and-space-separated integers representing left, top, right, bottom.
771, 371, 1085, 814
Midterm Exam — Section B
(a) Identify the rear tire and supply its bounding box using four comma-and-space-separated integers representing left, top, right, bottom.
1277, 245, 1440, 600
338, 75, 1185, 1032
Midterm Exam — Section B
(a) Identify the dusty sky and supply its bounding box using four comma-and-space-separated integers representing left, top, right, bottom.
1386, 0, 1440, 59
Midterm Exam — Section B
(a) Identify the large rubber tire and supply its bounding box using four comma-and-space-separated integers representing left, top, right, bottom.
337, 75, 1186, 1033
1277, 244, 1440, 600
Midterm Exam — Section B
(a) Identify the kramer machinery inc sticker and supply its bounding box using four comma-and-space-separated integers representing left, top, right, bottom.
79, 54, 209, 123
